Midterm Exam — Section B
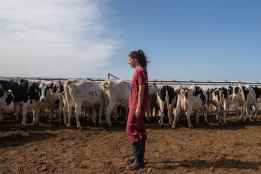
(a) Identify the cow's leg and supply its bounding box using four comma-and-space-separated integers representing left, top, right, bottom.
13, 104, 19, 122
158, 102, 165, 127
167, 106, 173, 127
152, 107, 156, 122
159, 111, 165, 127
252, 104, 257, 121
172, 106, 180, 129
63, 102, 68, 126
63, 111, 68, 126
91, 108, 98, 125
196, 112, 200, 124
105, 107, 112, 128
220, 109, 225, 125
22, 104, 28, 126
245, 105, 251, 121
204, 110, 208, 124
75, 104, 82, 129
157, 94, 165, 127
67, 106, 73, 128
221, 102, 226, 124
247, 104, 255, 121
214, 104, 220, 125
50, 110, 55, 126
146, 102, 152, 123
242, 107, 247, 122
58, 107, 63, 126
220, 103, 226, 125
239, 105, 245, 122
13, 103, 22, 123
218, 105, 223, 125
235, 106, 239, 120
32, 109, 39, 126
186, 111, 193, 128
98, 106, 103, 126
105, 105, 112, 128
213, 105, 219, 122
148, 105, 153, 123
32, 110, 36, 125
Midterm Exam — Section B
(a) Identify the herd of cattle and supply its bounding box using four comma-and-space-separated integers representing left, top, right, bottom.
1, 78, 261, 129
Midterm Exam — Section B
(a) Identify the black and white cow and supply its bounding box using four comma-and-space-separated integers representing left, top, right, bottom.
28, 81, 63, 126
214, 86, 234, 125
156, 85, 178, 127
0, 79, 31, 123
207, 88, 221, 121
21, 81, 42, 125
232, 85, 257, 122
0, 80, 14, 122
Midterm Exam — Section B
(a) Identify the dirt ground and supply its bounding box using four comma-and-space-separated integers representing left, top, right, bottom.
1, 115, 261, 174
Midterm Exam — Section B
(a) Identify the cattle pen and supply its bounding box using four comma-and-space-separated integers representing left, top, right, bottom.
1, 76, 261, 174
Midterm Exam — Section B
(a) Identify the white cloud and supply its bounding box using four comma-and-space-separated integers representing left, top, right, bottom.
0, 0, 119, 78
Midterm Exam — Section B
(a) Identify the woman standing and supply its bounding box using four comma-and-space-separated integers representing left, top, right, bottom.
127, 49, 149, 170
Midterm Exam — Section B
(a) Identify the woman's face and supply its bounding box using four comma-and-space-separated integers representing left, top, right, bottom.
128, 56, 137, 68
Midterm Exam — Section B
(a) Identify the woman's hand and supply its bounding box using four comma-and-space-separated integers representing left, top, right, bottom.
135, 107, 141, 118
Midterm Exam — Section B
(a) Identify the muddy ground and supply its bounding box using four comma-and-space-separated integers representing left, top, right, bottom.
1, 115, 261, 174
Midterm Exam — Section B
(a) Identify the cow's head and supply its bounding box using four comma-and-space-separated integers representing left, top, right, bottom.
5, 90, 14, 106
193, 86, 202, 96
28, 82, 41, 102
0, 82, 14, 106
241, 86, 249, 100
19, 79, 29, 91
207, 88, 217, 103
58, 81, 64, 93
228, 86, 233, 95
232, 86, 245, 103
179, 87, 192, 98
40, 82, 58, 101
253, 86, 261, 99
102, 81, 111, 91
215, 87, 226, 103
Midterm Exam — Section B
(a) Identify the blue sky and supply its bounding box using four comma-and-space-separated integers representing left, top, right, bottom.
104, 0, 261, 81
0, 0, 260, 81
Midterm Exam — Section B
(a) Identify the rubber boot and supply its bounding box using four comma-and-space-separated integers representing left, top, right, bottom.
127, 141, 144, 170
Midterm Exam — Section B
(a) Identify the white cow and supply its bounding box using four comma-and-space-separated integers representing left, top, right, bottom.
173, 86, 208, 128
64, 80, 104, 128
101, 80, 130, 128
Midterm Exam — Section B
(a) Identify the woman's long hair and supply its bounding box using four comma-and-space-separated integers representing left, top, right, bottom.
129, 49, 149, 68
